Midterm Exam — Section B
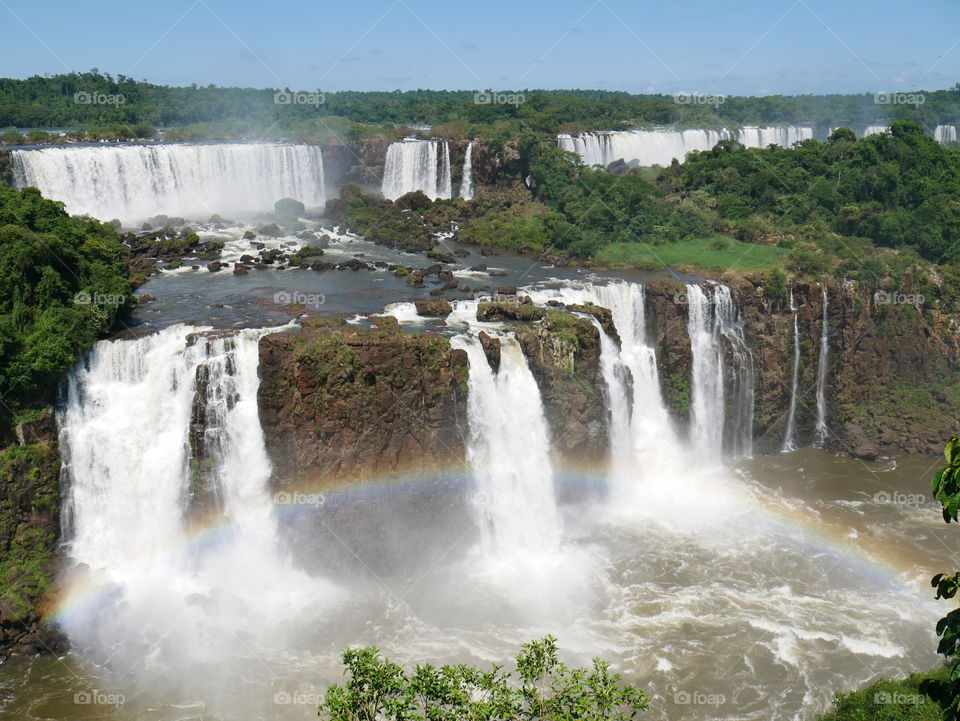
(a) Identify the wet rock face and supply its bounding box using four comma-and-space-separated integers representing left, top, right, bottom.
515, 310, 606, 464
258, 319, 470, 489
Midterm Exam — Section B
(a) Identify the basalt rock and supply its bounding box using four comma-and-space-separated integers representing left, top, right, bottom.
476, 301, 545, 322
258, 319, 469, 489
478, 331, 501, 373
414, 298, 453, 317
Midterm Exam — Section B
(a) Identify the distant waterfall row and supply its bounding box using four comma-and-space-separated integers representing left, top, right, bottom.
557, 126, 814, 168
381, 138, 474, 201
11, 143, 326, 223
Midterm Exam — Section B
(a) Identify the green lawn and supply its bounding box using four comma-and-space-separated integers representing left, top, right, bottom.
595, 236, 789, 272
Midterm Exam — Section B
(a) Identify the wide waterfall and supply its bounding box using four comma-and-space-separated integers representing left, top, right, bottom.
381, 138, 454, 201
459, 142, 474, 200
558, 126, 813, 168
57, 324, 335, 671
452, 334, 561, 557
814, 287, 830, 446
782, 289, 801, 452
686, 284, 755, 458
11, 143, 326, 223
936, 125, 958, 144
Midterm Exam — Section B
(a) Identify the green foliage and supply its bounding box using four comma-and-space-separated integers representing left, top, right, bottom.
923, 438, 960, 719
0, 186, 131, 417
672, 123, 960, 265
817, 667, 947, 720
763, 267, 789, 308
319, 636, 649, 721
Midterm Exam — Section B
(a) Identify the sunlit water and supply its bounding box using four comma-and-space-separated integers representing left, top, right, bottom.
0, 451, 953, 721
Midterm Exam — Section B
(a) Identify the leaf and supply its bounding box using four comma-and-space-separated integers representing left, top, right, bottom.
935, 468, 948, 495
946, 436, 960, 466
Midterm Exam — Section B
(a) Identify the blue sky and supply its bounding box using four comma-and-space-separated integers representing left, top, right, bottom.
2, 0, 957, 95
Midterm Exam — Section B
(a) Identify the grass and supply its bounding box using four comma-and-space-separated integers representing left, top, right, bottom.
594, 236, 790, 272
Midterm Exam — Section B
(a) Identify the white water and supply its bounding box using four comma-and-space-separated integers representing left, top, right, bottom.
814, 287, 830, 446
686, 284, 755, 457
452, 334, 561, 557
558, 126, 813, 168
782, 290, 801, 452
11, 143, 325, 223
459, 142, 474, 200
381, 138, 453, 200
58, 324, 335, 671
862, 125, 890, 137
522, 281, 682, 476
936, 125, 958, 144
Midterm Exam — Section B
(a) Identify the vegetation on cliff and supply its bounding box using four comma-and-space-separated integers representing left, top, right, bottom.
0, 186, 132, 419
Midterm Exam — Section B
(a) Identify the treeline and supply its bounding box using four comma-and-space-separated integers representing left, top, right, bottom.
2, 71, 960, 134
0, 186, 132, 420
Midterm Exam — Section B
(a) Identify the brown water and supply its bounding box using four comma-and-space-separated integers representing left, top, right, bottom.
0, 450, 954, 721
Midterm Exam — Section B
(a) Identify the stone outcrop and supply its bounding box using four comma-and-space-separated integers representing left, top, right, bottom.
515, 310, 606, 464
258, 318, 469, 489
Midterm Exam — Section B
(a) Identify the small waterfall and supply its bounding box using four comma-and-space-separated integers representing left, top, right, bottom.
592, 319, 633, 483
863, 125, 890, 137
11, 143, 325, 222
381, 138, 454, 201
57, 324, 333, 667
452, 334, 561, 557
459, 142, 474, 200
781, 289, 801, 452
522, 280, 680, 473
814, 287, 830, 447
557, 126, 813, 168
686, 284, 755, 458
936, 125, 958, 144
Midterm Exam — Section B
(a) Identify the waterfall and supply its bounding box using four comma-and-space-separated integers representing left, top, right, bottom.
57, 324, 333, 666
557, 126, 813, 168
863, 125, 890, 137
686, 284, 755, 458
814, 287, 830, 447
522, 280, 680, 474
936, 125, 958, 144
11, 143, 325, 223
781, 290, 801, 452
459, 142, 474, 200
452, 334, 561, 557
381, 138, 453, 201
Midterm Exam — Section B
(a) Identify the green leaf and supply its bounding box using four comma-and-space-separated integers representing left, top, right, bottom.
947, 436, 960, 466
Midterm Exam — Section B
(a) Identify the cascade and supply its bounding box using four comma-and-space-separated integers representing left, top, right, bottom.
814, 287, 830, 446
11, 143, 325, 222
451, 334, 561, 557
381, 138, 453, 200
558, 126, 813, 168
57, 324, 333, 667
459, 142, 474, 200
936, 125, 958, 144
686, 284, 755, 458
863, 125, 889, 137
782, 289, 801, 452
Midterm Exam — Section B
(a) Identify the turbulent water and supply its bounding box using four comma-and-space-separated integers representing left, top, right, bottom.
11, 143, 326, 222
558, 126, 813, 167
381, 138, 454, 200
4, 278, 955, 721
